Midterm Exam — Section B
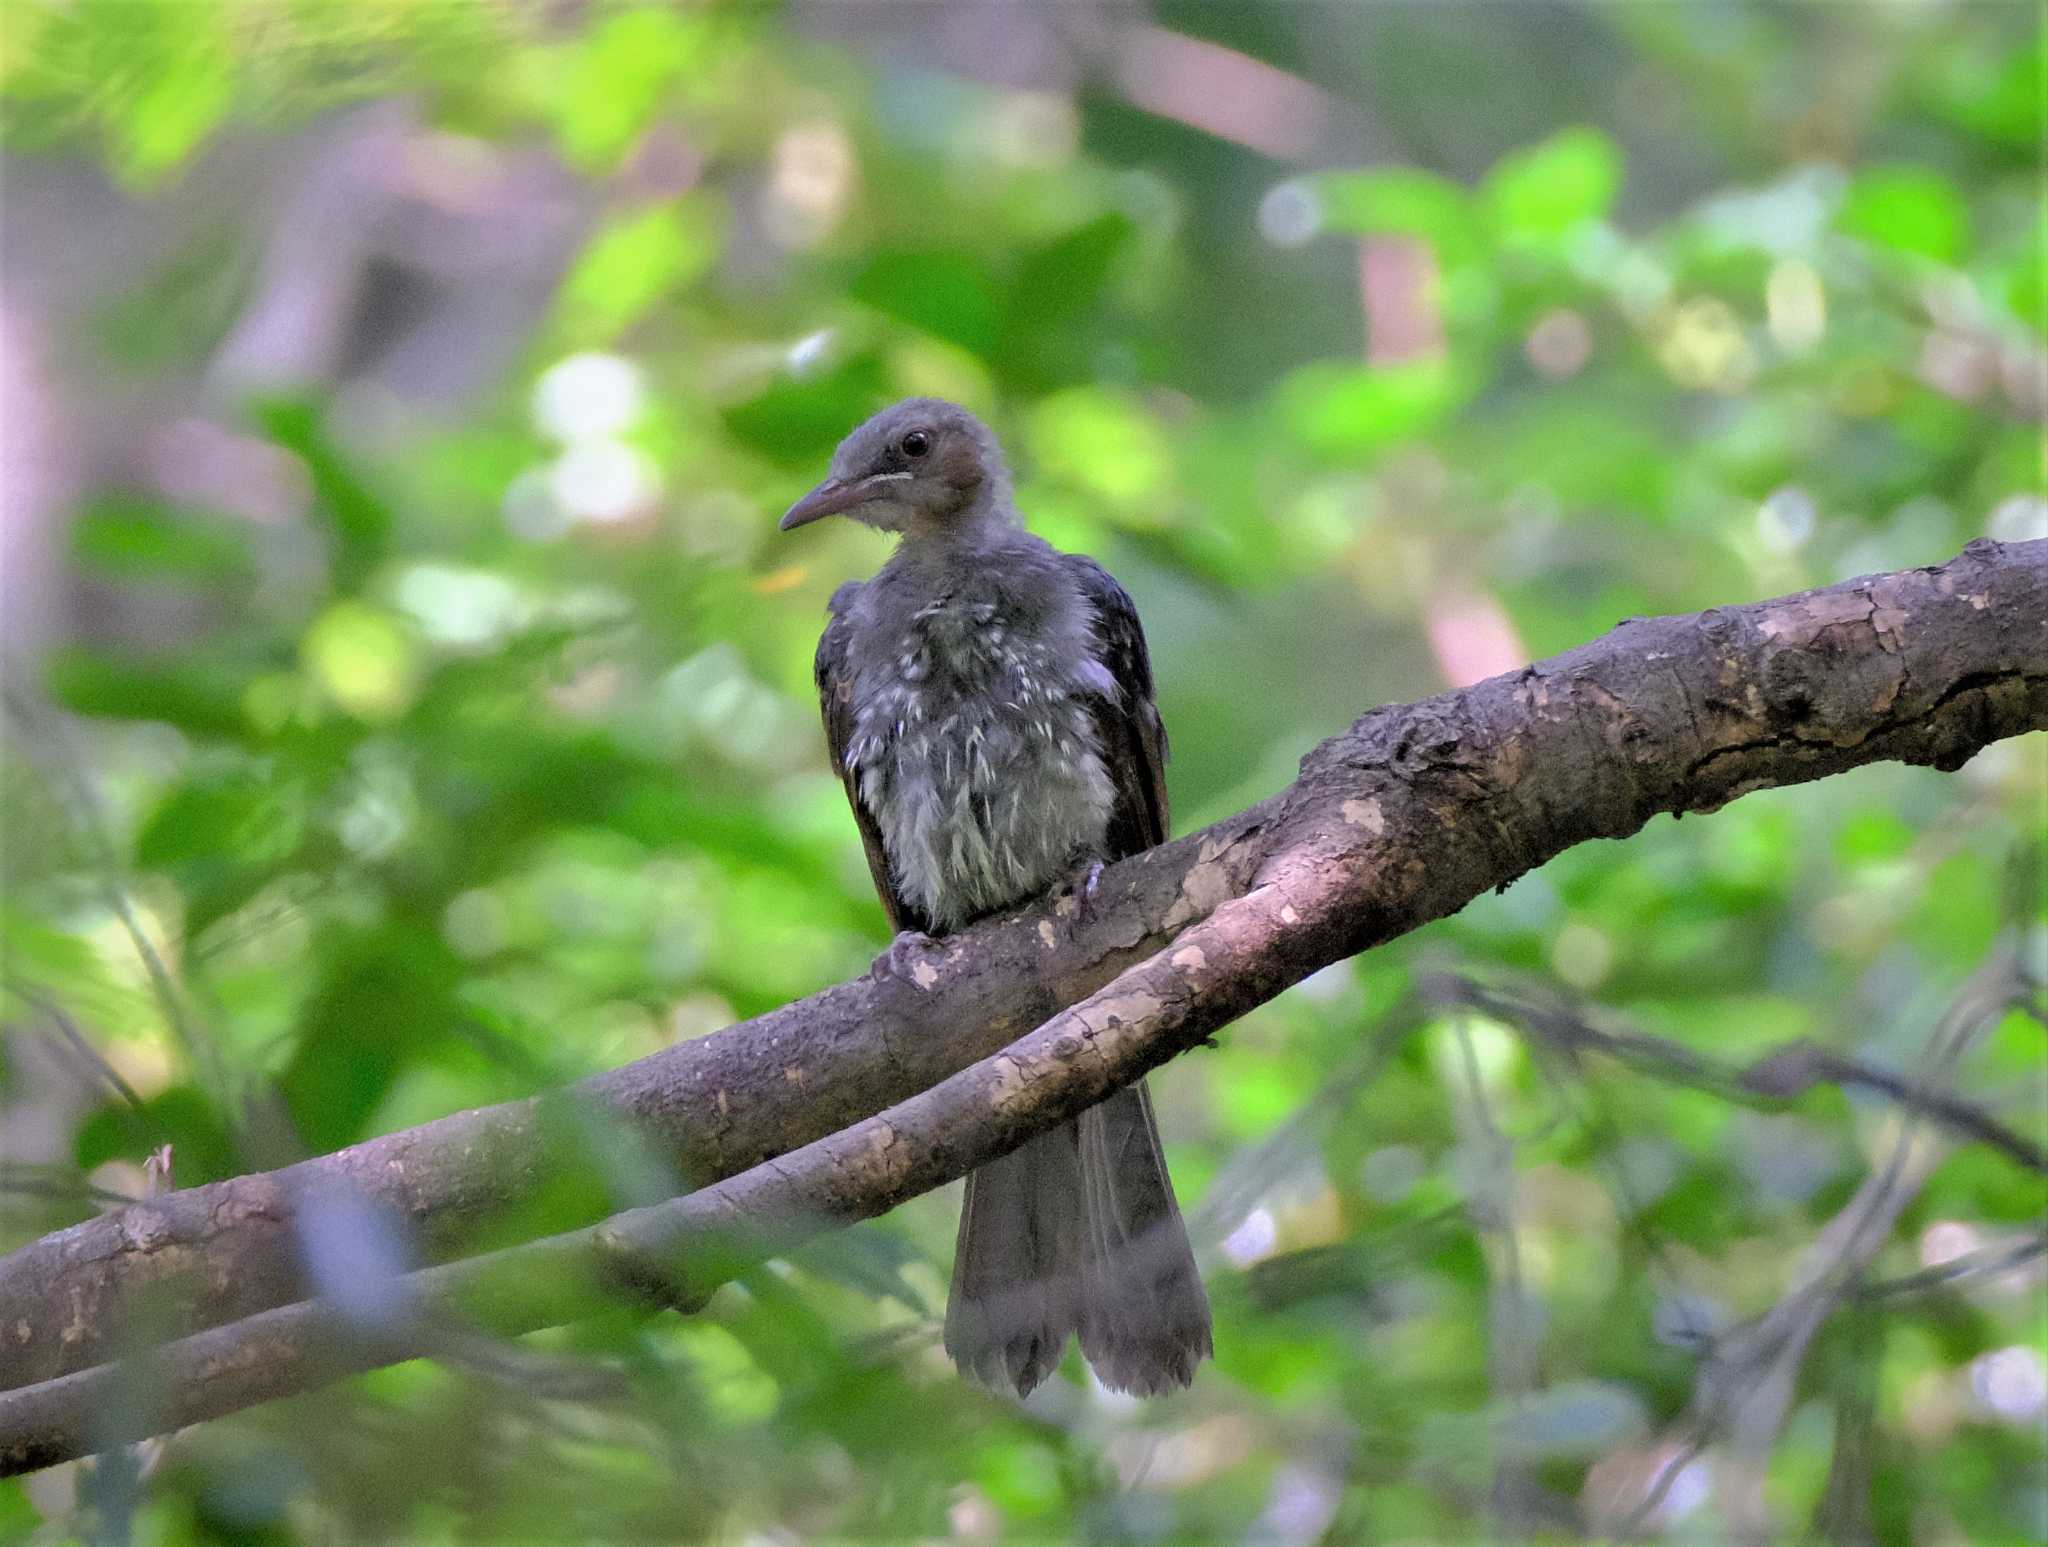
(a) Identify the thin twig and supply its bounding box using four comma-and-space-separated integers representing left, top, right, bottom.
1425, 972, 2046, 1176
1, 688, 227, 1106
1449, 1015, 1535, 1546
1857, 1231, 2048, 1302
1615, 946, 2023, 1540
10, 986, 149, 1117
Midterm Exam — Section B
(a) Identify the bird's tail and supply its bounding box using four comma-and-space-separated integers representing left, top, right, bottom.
943, 1081, 1212, 1397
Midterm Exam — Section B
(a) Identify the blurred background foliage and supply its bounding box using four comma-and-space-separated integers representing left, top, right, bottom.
1, 1, 2044, 1542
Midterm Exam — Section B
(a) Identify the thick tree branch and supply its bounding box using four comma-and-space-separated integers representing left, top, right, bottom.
0, 858, 1341, 1470
3, 538, 2043, 1444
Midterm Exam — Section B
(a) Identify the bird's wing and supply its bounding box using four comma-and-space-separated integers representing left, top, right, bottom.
1065, 554, 1170, 858
817, 584, 933, 936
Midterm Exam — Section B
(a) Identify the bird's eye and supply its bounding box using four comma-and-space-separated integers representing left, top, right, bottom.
901, 430, 932, 458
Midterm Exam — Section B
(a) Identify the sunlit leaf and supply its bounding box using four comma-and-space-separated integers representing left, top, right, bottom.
1837, 165, 1971, 263
1026, 387, 1173, 525
1308, 167, 1480, 268
559, 197, 728, 339
554, 7, 704, 170
1483, 126, 1622, 245
1276, 358, 1476, 459
302, 602, 422, 722
87, 0, 235, 185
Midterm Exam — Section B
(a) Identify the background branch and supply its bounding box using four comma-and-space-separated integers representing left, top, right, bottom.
1424, 971, 2048, 1175
1610, 945, 2027, 1541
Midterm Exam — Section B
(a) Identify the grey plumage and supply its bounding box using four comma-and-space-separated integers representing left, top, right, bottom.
822, 549, 1117, 931
785, 398, 1212, 1397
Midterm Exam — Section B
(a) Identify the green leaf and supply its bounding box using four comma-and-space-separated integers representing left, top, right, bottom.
302, 601, 423, 723
46, 647, 252, 741
0, 1464, 38, 1538
1922, 26, 2043, 145
1006, 212, 1135, 332
1276, 358, 1475, 460
253, 400, 393, 594
1026, 387, 1173, 525
672, 1323, 780, 1424
1835, 807, 1916, 865
71, 496, 251, 583
850, 251, 1001, 358
1837, 165, 1970, 263
1909, 852, 2002, 964
76, 1084, 234, 1186
1307, 167, 1480, 267
558, 196, 726, 340
283, 922, 466, 1152
1483, 126, 1622, 243
2008, 242, 2047, 335
554, 7, 703, 170
723, 352, 887, 465
137, 766, 304, 872
107, 0, 234, 186
1210, 1049, 1317, 1139
137, 763, 311, 942
973, 1441, 1064, 1519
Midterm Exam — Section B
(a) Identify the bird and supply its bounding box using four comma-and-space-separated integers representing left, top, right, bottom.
781, 397, 1212, 1398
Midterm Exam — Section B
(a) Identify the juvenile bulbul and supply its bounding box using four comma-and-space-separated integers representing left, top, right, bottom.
781, 398, 1212, 1397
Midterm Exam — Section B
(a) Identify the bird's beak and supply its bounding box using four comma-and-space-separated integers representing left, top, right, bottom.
780, 474, 873, 531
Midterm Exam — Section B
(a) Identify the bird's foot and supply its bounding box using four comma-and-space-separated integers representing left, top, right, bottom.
874, 929, 940, 988
1053, 859, 1106, 940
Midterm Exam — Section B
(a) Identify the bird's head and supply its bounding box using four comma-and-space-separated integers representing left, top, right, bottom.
779, 398, 1012, 538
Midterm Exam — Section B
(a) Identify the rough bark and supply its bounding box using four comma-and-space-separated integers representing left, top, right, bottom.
2, 538, 2043, 1459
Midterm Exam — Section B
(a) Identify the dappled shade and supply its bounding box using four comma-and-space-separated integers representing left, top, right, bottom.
1, 1, 2043, 1542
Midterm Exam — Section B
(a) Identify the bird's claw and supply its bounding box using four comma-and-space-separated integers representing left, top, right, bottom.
1055, 859, 1106, 939
875, 929, 940, 986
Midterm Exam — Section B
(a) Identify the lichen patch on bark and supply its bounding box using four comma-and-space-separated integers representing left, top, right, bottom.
1162, 835, 1242, 931
1341, 798, 1386, 834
